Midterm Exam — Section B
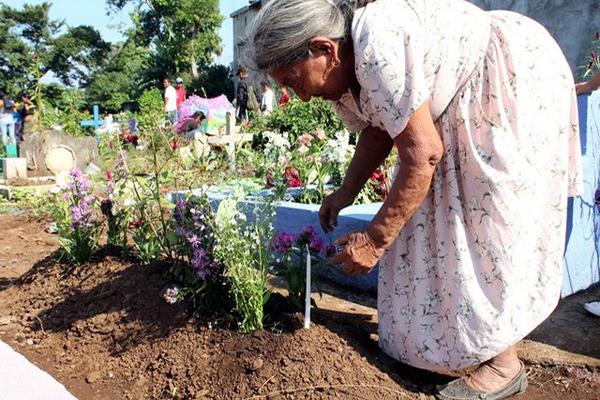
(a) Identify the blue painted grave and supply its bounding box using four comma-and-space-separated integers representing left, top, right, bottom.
563, 91, 600, 296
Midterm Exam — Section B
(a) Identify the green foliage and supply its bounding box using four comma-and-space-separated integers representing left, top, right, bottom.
579, 34, 600, 80
190, 64, 234, 100
248, 98, 345, 142
0, 2, 110, 93
39, 88, 93, 136
8, 188, 54, 217
212, 197, 275, 333
85, 39, 152, 112
108, 0, 223, 80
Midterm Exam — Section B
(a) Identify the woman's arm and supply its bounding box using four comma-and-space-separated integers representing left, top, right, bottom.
576, 70, 600, 95
332, 101, 444, 275
319, 125, 394, 232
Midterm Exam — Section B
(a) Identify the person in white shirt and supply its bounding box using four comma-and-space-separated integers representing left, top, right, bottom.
163, 77, 178, 123
260, 81, 274, 115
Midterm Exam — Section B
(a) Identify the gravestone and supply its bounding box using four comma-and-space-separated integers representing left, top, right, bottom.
20, 130, 98, 176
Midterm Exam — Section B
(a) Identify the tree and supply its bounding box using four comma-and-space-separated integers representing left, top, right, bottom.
85, 38, 152, 112
0, 2, 111, 94
107, 0, 223, 79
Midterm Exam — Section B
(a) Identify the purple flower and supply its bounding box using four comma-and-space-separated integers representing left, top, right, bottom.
308, 235, 324, 253
187, 234, 201, 248
67, 169, 91, 197
271, 231, 296, 254
190, 247, 216, 280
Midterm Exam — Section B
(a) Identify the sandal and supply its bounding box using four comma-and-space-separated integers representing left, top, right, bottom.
435, 362, 527, 400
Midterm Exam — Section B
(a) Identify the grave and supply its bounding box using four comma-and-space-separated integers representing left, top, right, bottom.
563, 90, 600, 295
20, 130, 98, 177
0, 158, 27, 180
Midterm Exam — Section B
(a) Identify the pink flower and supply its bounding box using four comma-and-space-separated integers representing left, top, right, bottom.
297, 133, 313, 147
172, 139, 179, 151
312, 128, 326, 140
297, 145, 309, 155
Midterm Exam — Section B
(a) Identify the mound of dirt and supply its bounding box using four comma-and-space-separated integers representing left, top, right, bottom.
1, 215, 599, 400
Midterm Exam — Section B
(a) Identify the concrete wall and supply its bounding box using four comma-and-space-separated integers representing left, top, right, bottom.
469, 0, 600, 74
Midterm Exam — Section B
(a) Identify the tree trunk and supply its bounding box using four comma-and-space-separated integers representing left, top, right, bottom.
190, 39, 198, 78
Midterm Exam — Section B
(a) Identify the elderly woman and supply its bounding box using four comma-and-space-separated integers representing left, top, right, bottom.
245, 1, 582, 399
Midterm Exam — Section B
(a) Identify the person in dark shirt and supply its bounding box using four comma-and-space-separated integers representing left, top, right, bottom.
235, 66, 249, 123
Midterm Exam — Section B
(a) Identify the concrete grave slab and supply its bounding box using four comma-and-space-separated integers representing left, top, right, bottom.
0, 340, 77, 400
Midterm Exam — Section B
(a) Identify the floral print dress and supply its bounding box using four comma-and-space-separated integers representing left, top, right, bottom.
333, 0, 582, 373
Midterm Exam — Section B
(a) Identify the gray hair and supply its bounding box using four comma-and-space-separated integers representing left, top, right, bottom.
243, 0, 375, 73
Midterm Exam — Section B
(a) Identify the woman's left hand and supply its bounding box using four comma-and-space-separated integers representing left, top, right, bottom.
331, 229, 385, 276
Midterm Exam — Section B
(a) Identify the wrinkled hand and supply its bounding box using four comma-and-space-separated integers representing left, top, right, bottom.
331, 230, 384, 276
576, 82, 591, 96
319, 190, 353, 233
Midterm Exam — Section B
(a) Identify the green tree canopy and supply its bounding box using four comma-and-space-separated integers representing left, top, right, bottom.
0, 2, 111, 94
85, 37, 152, 112
107, 0, 223, 79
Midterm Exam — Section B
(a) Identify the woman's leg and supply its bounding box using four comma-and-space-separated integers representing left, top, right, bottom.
464, 346, 522, 392
0, 122, 7, 145
7, 121, 15, 143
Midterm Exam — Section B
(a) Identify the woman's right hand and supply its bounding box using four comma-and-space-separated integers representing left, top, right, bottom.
319, 189, 354, 233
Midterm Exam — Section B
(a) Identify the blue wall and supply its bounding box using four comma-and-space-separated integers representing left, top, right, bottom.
563, 91, 600, 296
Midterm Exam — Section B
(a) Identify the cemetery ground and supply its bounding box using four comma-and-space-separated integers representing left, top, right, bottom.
1, 212, 599, 400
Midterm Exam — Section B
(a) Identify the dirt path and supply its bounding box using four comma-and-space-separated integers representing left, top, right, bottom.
0, 214, 599, 399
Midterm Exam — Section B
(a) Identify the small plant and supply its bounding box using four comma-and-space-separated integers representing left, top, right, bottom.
100, 171, 132, 253
579, 32, 600, 80
212, 196, 275, 333
272, 226, 334, 309
52, 169, 101, 265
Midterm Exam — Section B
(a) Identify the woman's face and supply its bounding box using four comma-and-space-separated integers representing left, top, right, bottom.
269, 37, 351, 102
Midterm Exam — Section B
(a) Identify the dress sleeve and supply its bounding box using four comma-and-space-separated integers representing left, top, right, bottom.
332, 101, 369, 133
354, 13, 429, 138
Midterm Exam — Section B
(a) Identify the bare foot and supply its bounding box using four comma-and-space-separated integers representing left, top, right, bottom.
464, 347, 522, 393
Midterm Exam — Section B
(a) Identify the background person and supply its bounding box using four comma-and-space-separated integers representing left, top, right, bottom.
163, 76, 178, 123
279, 86, 291, 107
260, 80, 274, 115
235, 67, 249, 123
175, 77, 186, 108
0, 91, 16, 146
246, 1, 582, 399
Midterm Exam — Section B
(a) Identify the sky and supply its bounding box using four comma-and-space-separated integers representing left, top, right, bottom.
10, 0, 250, 66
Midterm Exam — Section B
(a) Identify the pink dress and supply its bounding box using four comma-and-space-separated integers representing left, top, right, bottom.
333, 0, 582, 372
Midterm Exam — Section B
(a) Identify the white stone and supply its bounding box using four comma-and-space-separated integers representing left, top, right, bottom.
45, 145, 76, 175
2, 158, 27, 180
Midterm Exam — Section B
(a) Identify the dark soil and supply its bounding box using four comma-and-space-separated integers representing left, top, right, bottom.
1, 214, 599, 400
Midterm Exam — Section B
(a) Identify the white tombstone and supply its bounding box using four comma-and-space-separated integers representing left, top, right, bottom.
2, 158, 27, 180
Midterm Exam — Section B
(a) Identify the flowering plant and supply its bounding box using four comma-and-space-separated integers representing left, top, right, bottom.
272, 226, 334, 309
100, 169, 133, 253
580, 32, 600, 80
211, 196, 275, 333
51, 169, 101, 265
